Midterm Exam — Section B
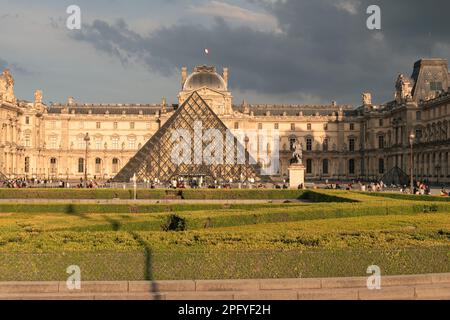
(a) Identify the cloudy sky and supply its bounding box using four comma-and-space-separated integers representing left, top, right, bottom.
0, 0, 449, 106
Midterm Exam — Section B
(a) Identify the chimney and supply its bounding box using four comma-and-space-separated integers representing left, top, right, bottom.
181, 67, 187, 89
223, 67, 228, 90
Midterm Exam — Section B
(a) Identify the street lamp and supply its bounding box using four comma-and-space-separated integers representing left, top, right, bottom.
84, 133, 90, 188
409, 133, 415, 194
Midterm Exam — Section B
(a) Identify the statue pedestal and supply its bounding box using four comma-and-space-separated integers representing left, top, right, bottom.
289, 163, 306, 189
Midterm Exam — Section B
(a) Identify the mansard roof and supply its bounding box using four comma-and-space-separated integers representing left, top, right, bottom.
232, 103, 356, 117
47, 103, 172, 115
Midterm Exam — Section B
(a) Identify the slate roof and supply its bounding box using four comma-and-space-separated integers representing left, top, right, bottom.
47, 103, 172, 115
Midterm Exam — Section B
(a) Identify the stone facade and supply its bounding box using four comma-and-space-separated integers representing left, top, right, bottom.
1, 58, 449, 184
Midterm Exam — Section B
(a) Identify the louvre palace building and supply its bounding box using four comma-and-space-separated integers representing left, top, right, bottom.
0, 58, 450, 184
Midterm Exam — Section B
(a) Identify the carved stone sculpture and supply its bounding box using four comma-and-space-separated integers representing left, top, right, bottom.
35, 90, 43, 104
362, 92, 372, 105
395, 74, 413, 103
291, 140, 303, 164
0, 69, 15, 102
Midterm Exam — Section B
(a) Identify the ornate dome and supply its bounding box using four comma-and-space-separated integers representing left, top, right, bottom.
183, 65, 227, 91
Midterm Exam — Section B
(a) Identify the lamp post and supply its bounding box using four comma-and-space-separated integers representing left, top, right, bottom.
84, 133, 90, 188
409, 133, 415, 194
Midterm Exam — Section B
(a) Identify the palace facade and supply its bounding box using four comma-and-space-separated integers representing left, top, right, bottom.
1, 59, 450, 184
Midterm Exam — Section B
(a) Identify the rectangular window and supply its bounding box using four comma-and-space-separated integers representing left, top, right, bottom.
25, 134, 31, 147
349, 159, 355, 175
274, 123, 279, 130
128, 138, 136, 150
323, 123, 328, 131
323, 139, 329, 151
379, 158, 385, 174
95, 158, 102, 174
112, 137, 119, 150
50, 136, 57, 149
430, 81, 443, 91
349, 123, 355, 131
349, 138, 355, 152
96, 122, 101, 129
378, 135, 385, 149
78, 158, 84, 173
24, 157, 30, 173
291, 123, 295, 131
258, 123, 263, 130
234, 122, 239, 130
307, 123, 312, 131
114, 122, 118, 130
130, 122, 135, 129
379, 119, 384, 127
415, 129, 422, 141
25, 117, 30, 125
306, 159, 312, 174
322, 159, 329, 175
416, 111, 421, 121
306, 138, 312, 151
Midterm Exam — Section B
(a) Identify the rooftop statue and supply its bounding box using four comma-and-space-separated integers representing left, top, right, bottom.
0, 69, 15, 102
362, 92, 372, 105
35, 90, 43, 104
395, 74, 413, 103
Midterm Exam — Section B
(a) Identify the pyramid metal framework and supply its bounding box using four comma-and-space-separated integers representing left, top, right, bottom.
381, 166, 410, 186
113, 92, 261, 183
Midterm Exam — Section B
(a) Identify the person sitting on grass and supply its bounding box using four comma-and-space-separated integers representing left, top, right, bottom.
441, 188, 449, 197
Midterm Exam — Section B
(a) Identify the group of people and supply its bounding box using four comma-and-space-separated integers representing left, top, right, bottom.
413, 181, 431, 195
1, 177, 65, 188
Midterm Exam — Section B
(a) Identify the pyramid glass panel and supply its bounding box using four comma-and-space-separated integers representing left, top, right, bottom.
113, 92, 261, 183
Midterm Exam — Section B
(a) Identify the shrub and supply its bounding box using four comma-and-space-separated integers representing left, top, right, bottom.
161, 214, 187, 232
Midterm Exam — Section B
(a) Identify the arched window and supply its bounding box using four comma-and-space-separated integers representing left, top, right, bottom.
95, 158, 102, 174
78, 158, 84, 173
112, 158, 119, 174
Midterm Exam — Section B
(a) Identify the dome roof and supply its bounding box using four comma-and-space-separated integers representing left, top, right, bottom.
183, 66, 227, 91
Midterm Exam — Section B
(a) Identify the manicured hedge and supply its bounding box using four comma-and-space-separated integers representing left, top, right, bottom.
1, 247, 449, 281
0, 188, 364, 202
365, 192, 450, 202
0, 188, 307, 200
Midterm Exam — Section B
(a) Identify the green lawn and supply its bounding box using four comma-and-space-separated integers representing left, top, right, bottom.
0, 190, 449, 280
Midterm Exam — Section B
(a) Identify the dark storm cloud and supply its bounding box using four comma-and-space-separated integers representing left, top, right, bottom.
69, 0, 450, 105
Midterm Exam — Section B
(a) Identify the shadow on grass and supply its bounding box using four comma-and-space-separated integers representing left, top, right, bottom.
66, 208, 161, 299
298, 190, 359, 203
